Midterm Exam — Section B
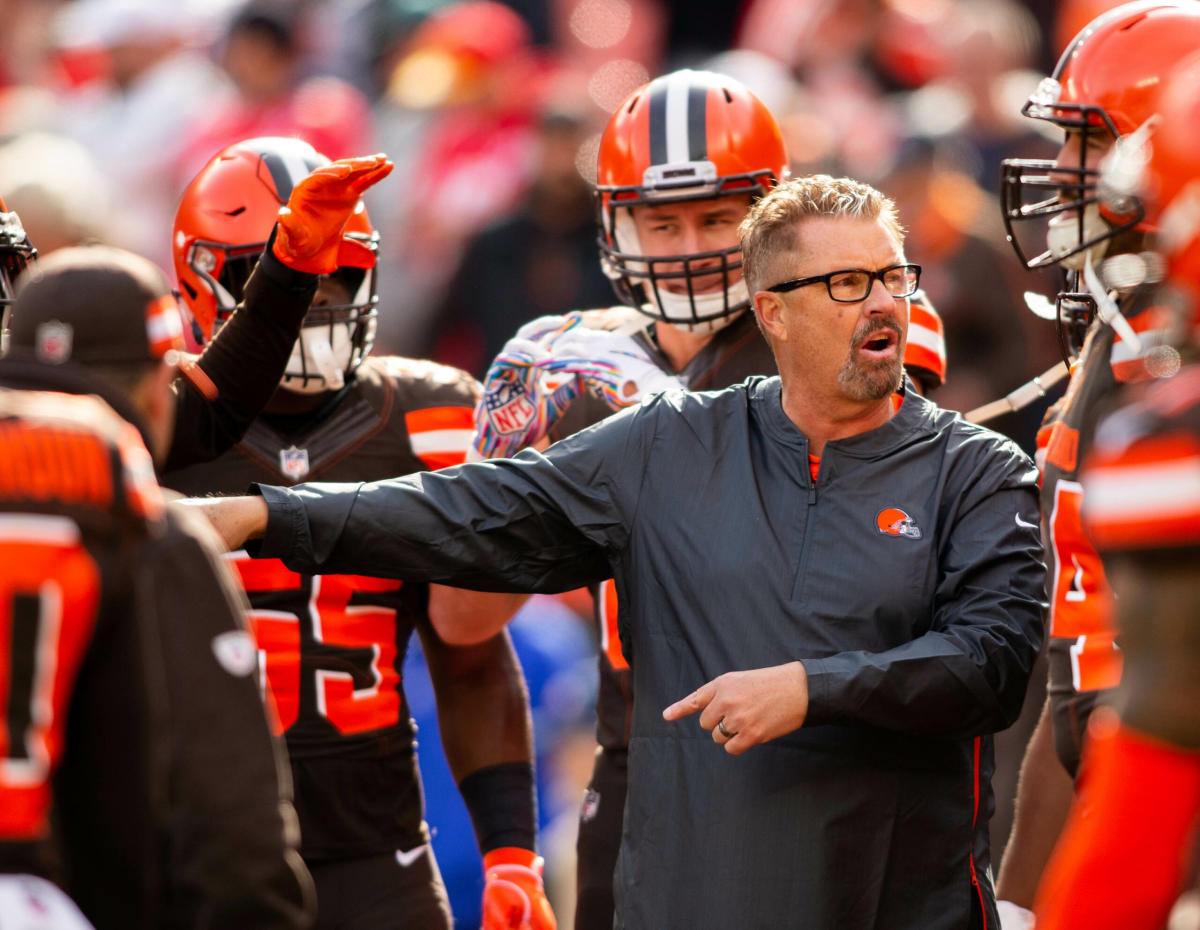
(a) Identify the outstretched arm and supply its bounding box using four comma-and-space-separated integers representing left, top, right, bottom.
171, 495, 269, 551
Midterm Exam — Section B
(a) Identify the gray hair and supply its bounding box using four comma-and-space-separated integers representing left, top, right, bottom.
739, 175, 904, 295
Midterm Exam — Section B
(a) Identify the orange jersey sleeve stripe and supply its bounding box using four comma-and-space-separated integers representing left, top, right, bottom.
179, 357, 219, 401
405, 406, 475, 470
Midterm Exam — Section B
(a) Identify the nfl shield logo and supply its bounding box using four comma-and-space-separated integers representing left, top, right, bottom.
485, 381, 536, 435
280, 445, 310, 480
580, 789, 601, 824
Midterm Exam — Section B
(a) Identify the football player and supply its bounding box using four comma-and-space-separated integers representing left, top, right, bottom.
1036, 49, 1200, 929
466, 69, 946, 930
1, 158, 393, 475
161, 137, 552, 930
0, 246, 314, 929
992, 4, 1200, 925
468, 71, 783, 930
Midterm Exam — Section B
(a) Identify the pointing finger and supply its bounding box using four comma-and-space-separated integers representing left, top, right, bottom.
663, 679, 717, 721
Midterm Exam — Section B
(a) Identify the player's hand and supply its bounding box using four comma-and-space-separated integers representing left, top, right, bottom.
272, 154, 394, 274
481, 847, 556, 930
550, 326, 684, 404
663, 661, 809, 755
169, 495, 269, 551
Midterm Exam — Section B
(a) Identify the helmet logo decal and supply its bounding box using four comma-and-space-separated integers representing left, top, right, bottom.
876, 507, 922, 539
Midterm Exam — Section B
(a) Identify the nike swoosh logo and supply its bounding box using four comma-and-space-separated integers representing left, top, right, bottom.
395, 844, 429, 868
1015, 513, 1039, 530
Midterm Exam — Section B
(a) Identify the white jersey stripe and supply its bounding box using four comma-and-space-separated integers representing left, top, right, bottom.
1084, 457, 1200, 521
408, 428, 475, 458
0, 513, 80, 545
905, 324, 944, 354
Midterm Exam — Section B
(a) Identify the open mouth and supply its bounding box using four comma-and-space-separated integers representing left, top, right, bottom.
858, 328, 899, 359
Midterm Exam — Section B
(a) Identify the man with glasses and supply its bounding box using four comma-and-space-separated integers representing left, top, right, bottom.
466, 68, 944, 930
178, 174, 1045, 930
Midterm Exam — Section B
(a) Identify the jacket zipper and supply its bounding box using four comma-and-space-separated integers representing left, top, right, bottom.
791, 440, 818, 603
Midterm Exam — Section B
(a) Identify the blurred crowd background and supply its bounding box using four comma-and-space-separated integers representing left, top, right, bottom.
0, 0, 1131, 926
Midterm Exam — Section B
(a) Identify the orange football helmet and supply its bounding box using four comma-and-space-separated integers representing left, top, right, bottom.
1001, 1, 1200, 271
0, 196, 37, 328
596, 69, 788, 333
1109, 50, 1200, 330
172, 136, 379, 392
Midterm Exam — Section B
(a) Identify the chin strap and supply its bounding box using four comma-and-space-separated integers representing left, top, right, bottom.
965, 360, 1071, 424
1082, 255, 1143, 356
303, 331, 345, 390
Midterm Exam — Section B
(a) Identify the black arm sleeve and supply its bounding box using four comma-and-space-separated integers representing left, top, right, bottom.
153, 510, 314, 928
804, 455, 1047, 739
164, 238, 316, 472
254, 403, 654, 592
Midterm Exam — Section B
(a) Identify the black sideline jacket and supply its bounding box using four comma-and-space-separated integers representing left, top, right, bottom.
254, 375, 1046, 930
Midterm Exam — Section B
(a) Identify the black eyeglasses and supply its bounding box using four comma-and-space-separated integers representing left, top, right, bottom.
766, 263, 922, 303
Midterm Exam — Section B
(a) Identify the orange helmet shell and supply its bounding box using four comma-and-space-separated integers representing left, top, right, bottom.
1041, 1, 1200, 137
1142, 51, 1200, 305
597, 69, 787, 203
172, 136, 376, 342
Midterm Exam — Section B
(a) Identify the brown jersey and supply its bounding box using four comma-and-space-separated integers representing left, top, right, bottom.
545, 310, 776, 751
162, 355, 480, 861
1037, 295, 1172, 776
0, 379, 309, 929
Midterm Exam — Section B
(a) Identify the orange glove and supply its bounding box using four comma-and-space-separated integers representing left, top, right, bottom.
271, 154, 394, 274
482, 847, 556, 930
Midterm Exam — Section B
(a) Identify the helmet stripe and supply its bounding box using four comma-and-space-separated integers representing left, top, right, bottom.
648, 81, 668, 166
687, 82, 708, 161
664, 76, 690, 163
259, 147, 322, 202
649, 72, 710, 167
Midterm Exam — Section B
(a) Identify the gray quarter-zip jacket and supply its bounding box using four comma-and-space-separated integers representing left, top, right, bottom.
254, 375, 1046, 930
